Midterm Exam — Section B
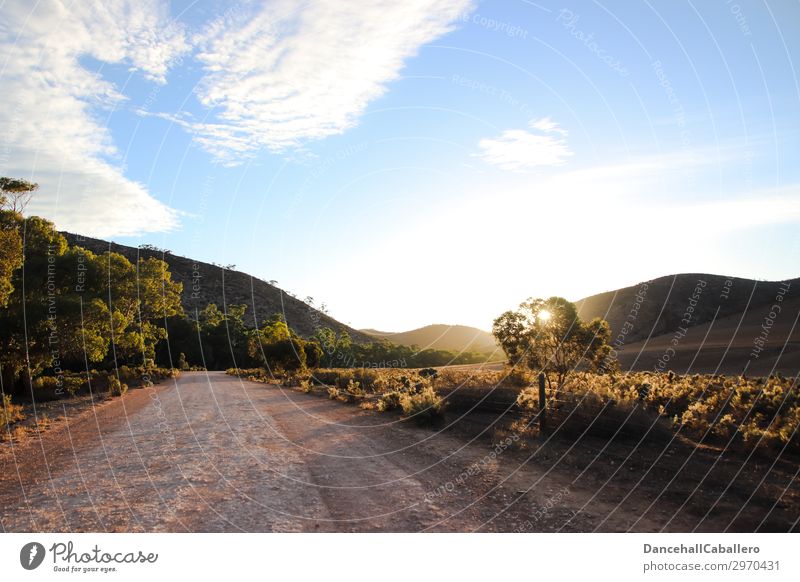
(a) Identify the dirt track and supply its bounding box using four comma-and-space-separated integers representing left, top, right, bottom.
0, 372, 796, 532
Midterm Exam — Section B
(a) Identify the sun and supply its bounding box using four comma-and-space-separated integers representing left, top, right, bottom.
538, 309, 552, 323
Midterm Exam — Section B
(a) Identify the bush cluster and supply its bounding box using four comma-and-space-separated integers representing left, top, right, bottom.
516, 371, 799, 451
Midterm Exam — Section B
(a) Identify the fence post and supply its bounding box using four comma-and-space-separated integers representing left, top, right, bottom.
538, 372, 546, 434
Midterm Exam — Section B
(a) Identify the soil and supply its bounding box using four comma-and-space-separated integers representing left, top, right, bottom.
0, 372, 796, 532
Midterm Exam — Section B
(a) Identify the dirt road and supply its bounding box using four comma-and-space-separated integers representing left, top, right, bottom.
0, 372, 795, 532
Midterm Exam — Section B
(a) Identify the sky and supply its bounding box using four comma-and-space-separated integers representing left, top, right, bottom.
1, 0, 798, 332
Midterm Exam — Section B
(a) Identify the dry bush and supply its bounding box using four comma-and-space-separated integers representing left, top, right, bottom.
1, 394, 24, 426
400, 385, 445, 427
512, 371, 799, 450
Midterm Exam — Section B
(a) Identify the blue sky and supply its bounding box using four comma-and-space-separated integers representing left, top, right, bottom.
2, 0, 798, 331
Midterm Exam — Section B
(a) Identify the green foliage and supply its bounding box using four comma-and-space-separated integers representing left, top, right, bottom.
177, 352, 190, 371
0, 209, 23, 307
493, 296, 612, 388
0, 177, 38, 213
107, 376, 128, 397
262, 337, 307, 372
0, 204, 183, 395
31, 376, 64, 401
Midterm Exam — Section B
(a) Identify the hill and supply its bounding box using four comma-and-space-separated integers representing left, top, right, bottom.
361, 324, 499, 354
62, 233, 371, 343
614, 295, 799, 375
575, 273, 799, 344
574, 273, 799, 375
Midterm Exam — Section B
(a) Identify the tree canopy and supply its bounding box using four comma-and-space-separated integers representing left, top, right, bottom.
493, 296, 612, 387
0, 176, 39, 213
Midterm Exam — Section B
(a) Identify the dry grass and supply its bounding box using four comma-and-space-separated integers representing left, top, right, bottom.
229, 366, 799, 452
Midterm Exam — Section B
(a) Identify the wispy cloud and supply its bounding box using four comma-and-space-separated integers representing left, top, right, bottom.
179, 0, 473, 164
477, 117, 573, 171
0, 0, 187, 236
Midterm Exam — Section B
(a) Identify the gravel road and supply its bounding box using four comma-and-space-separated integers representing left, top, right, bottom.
0, 372, 793, 532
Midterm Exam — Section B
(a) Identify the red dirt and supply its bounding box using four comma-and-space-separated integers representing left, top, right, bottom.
0, 372, 796, 532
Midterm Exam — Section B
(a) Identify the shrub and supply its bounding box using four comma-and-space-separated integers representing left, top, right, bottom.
400, 386, 445, 427
1, 394, 24, 427
62, 376, 84, 397
31, 376, 64, 401
516, 387, 541, 410
418, 367, 438, 379
178, 352, 190, 371
107, 376, 128, 397
377, 390, 403, 412
346, 379, 364, 397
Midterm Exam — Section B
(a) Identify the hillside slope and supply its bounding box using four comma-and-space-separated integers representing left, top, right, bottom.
362, 324, 499, 353
615, 295, 799, 375
575, 274, 799, 344
63, 233, 371, 342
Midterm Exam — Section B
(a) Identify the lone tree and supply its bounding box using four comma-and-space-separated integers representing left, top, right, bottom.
0, 176, 34, 308
493, 296, 612, 389
0, 177, 39, 213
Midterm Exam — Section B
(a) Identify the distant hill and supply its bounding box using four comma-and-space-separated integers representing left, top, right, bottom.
62, 233, 371, 343
361, 324, 500, 354
615, 295, 799, 375
575, 273, 799, 375
575, 274, 800, 344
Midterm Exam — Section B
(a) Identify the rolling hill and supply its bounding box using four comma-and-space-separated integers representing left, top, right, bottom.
575, 273, 799, 344
59, 235, 798, 374
361, 324, 500, 354
614, 295, 799, 375
575, 273, 799, 374
62, 232, 371, 343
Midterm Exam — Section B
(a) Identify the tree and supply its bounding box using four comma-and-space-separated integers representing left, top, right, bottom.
0, 177, 39, 213
201, 303, 253, 369
302, 341, 324, 369
0, 213, 184, 394
492, 296, 611, 388
0, 218, 111, 394
312, 328, 352, 367
0, 209, 23, 306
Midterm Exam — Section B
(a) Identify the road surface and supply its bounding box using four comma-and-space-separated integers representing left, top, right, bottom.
0, 372, 794, 532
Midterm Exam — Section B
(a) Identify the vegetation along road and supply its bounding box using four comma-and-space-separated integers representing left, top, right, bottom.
0, 372, 794, 532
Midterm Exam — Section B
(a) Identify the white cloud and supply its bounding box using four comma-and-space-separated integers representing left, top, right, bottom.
0, 0, 188, 237
180, 0, 473, 164
477, 117, 573, 171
